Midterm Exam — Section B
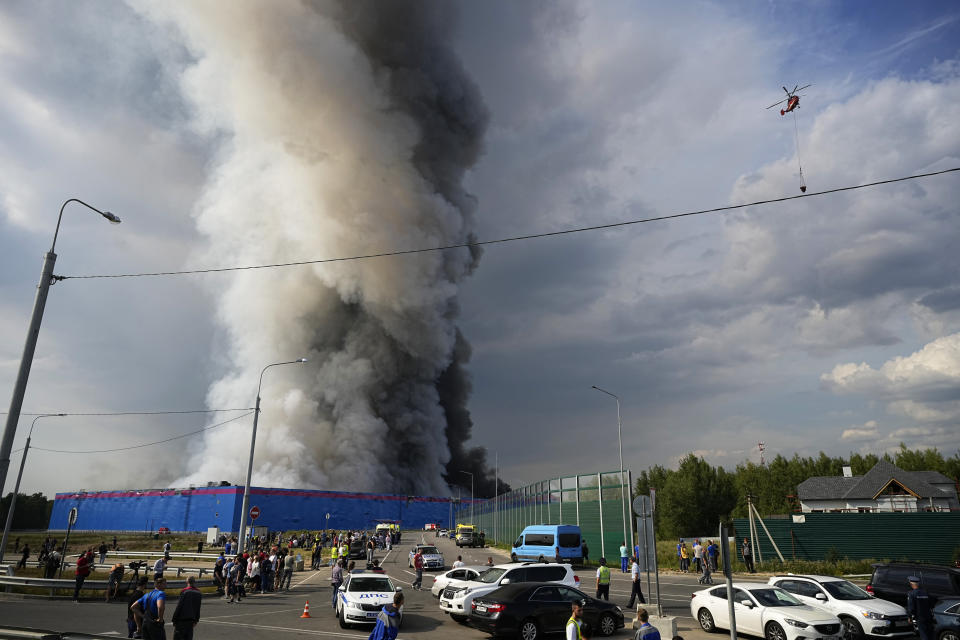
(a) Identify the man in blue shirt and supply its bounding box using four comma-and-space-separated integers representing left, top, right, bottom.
906, 576, 934, 640
131, 577, 167, 640
635, 608, 661, 640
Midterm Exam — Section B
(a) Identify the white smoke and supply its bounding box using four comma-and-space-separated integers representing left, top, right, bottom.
139, 0, 488, 495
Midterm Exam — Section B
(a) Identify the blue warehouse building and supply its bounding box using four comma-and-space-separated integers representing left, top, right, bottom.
49, 485, 472, 533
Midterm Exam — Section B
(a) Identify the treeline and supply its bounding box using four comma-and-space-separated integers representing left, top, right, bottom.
0, 492, 53, 530
633, 445, 960, 539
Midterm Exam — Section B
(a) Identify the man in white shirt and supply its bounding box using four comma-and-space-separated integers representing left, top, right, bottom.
693, 540, 703, 574
452, 555, 465, 568
566, 599, 585, 640
627, 556, 645, 608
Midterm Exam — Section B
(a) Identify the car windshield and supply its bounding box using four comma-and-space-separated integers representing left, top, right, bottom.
348, 577, 394, 592
822, 580, 870, 600
419, 547, 439, 554
476, 568, 506, 584
749, 588, 803, 607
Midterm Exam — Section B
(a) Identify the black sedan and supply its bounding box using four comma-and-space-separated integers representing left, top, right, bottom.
934, 598, 960, 640
469, 582, 624, 639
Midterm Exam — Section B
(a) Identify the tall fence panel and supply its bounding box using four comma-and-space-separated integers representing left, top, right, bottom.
456, 470, 634, 561
733, 512, 960, 565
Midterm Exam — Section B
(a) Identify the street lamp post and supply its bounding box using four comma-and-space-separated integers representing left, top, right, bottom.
460, 471, 474, 524
237, 358, 307, 554
0, 413, 66, 562
0, 199, 120, 499
592, 385, 633, 558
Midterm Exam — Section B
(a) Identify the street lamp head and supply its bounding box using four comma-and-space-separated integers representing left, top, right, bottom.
101, 211, 121, 224
298, 358, 308, 363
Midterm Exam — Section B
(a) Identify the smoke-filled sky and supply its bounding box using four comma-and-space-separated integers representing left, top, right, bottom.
1, 1, 959, 501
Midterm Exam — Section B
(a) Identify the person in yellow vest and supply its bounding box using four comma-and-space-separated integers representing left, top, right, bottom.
332, 544, 340, 563
595, 557, 611, 600
566, 598, 587, 640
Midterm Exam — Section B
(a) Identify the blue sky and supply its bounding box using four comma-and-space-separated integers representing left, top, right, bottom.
1, 1, 958, 498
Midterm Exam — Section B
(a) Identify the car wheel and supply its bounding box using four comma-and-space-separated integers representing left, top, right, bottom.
519, 618, 541, 640
511, 553, 518, 562
841, 616, 864, 640
338, 608, 349, 629
939, 632, 960, 640
698, 608, 717, 633
765, 621, 787, 640
451, 613, 468, 624
598, 612, 617, 636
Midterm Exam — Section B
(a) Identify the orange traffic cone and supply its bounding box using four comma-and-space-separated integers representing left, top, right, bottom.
300, 600, 311, 618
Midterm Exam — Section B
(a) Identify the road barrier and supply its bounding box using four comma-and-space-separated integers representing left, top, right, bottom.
0, 574, 215, 597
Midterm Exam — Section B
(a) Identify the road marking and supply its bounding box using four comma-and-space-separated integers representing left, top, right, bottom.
293, 570, 322, 588
204, 619, 368, 637
205, 607, 305, 620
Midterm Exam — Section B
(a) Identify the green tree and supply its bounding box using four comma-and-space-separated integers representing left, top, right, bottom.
0, 492, 53, 530
655, 454, 736, 538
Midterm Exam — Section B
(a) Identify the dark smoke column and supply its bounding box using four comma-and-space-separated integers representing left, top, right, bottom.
322, 0, 494, 495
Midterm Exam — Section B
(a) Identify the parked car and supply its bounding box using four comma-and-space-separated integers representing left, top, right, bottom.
768, 574, 911, 639
440, 562, 580, 624
408, 544, 445, 570
510, 524, 583, 564
470, 582, 624, 638
867, 563, 960, 607
335, 570, 402, 629
431, 566, 485, 598
157, 527, 170, 534
691, 583, 842, 640
933, 598, 960, 640
347, 540, 367, 560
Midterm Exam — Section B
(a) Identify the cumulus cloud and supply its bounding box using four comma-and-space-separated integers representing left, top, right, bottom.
840, 420, 879, 441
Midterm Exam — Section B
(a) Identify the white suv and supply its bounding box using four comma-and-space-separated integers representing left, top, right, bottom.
439, 562, 580, 623
768, 575, 911, 639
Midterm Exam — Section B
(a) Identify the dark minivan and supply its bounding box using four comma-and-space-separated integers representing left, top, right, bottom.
867, 563, 960, 607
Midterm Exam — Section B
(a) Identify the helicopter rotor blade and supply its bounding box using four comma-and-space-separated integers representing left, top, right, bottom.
782, 86, 789, 94
766, 98, 788, 109
796, 83, 812, 92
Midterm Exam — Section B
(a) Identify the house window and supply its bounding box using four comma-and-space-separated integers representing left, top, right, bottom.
857, 507, 871, 513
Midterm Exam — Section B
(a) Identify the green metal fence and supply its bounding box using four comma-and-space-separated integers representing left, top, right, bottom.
455, 470, 634, 561
733, 512, 960, 564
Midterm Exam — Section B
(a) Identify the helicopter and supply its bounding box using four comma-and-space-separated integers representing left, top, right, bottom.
766, 84, 811, 116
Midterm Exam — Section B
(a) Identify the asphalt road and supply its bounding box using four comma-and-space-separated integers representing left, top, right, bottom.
0, 531, 724, 639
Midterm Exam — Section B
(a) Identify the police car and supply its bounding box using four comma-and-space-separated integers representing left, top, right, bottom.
408, 544, 445, 570
335, 571, 403, 629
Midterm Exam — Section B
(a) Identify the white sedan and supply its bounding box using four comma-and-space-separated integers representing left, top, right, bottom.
691, 583, 843, 640
336, 571, 402, 629
430, 565, 485, 598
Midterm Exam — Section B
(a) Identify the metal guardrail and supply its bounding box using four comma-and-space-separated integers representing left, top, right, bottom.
0, 574, 215, 597
0, 626, 142, 639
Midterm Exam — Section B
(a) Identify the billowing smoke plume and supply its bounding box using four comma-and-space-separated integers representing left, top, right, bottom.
145, 0, 496, 495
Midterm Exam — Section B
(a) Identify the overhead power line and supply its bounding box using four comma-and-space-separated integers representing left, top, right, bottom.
55, 166, 960, 281
30, 411, 254, 454
1, 408, 254, 417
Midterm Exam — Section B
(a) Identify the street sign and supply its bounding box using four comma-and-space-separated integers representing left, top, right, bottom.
68, 507, 78, 526
249, 506, 261, 521
325, 512, 330, 520
632, 495, 650, 516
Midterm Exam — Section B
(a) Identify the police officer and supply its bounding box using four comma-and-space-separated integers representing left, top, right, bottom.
595, 557, 611, 601
906, 576, 934, 640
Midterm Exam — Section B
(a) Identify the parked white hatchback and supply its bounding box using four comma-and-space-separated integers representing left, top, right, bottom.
691, 583, 842, 640
768, 575, 912, 639
431, 565, 485, 598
